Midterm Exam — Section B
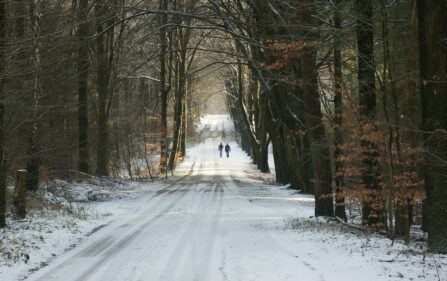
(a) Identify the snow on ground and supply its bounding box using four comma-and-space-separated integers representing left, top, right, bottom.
175, 114, 446, 281
0, 179, 167, 281
0, 189, 101, 280
1, 113, 446, 281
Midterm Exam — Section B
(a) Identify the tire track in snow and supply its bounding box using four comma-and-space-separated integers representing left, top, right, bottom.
194, 176, 224, 280
156, 173, 225, 281
158, 179, 207, 280
154, 161, 196, 196
191, 174, 225, 280
72, 181, 197, 281
73, 161, 198, 260
27, 162, 198, 281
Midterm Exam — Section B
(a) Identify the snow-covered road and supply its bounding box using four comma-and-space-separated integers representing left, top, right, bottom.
25, 115, 446, 281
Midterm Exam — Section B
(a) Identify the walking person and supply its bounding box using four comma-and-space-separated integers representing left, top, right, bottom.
225, 143, 231, 158
218, 142, 224, 157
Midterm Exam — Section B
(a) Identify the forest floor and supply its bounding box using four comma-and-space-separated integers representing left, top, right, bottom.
1, 114, 446, 281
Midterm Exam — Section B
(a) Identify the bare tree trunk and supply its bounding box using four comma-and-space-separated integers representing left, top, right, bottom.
236, 62, 269, 173
168, 9, 191, 170
78, 0, 90, 173
355, 0, 382, 226
168, 38, 185, 170
333, 0, 346, 220
417, 0, 447, 254
158, 0, 169, 176
12, 170, 27, 219
95, 0, 113, 176
179, 91, 186, 159
302, 47, 334, 217
255, 76, 269, 173
394, 0, 419, 242
0, 0, 6, 227
26, 0, 41, 191
270, 126, 288, 183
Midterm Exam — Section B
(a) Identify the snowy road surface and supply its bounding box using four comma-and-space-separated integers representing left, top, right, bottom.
26, 115, 445, 281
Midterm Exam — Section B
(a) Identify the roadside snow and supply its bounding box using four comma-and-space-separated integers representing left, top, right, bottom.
1, 113, 446, 281
0, 180, 166, 281
181, 114, 447, 281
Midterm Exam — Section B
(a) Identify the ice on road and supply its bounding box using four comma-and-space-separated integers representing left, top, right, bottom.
26, 115, 444, 281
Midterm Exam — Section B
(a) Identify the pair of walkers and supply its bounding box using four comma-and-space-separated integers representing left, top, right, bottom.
218, 142, 231, 158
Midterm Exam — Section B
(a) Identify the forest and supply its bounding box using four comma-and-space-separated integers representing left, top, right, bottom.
0, 0, 446, 262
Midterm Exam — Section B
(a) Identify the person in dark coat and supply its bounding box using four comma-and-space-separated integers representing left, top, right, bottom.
218, 142, 224, 157
225, 143, 231, 158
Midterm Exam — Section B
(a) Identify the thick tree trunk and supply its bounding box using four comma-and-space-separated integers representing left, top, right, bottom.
270, 128, 287, 184
168, 49, 185, 170
168, 101, 182, 170
12, 170, 27, 219
355, 0, 382, 226
397, 0, 419, 240
268, 117, 302, 189
395, 203, 410, 242
236, 65, 269, 173
302, 47, 334, 217
0, 0, 6, 227
168, 9, 191, 170
391, 0, 418, 242
300, 133, 315, 194
96, 110, 109, 176
26, 0, 41, 191
333, 0, 346, 220
78, 0, 90, 173
294, 82, 314, 194
95, 0, 112, 176
417, 0, 447, 254
158, 0, 169, 176
255, 83, 270, 173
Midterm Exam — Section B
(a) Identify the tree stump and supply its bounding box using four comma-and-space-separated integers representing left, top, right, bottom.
11, 169, 27, 219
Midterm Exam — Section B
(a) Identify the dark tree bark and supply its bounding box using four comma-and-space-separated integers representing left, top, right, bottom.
95, 0, 117, 176
95, 14, 109, 176
270, 126, 288, 184
158, 0, 169, 176
179, 91, 187, 159
355, 0, 382, 226
388, 0, 417, 242
297, 1, 334, 216
168, 3, 193, 170
417, 0, 447, 253
333, 0, 347, 220
302, 46, 334, 217
254, 87, 270, 173
237, 65, 270, 173
0, 0, 6, 227
26, 0, 41, 191
168, 31, 186, 170
12, 170, 27, 219
77, 0, 90, 173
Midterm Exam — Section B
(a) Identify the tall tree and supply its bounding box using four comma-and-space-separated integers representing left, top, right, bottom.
158, 0, 169, 176
168, 0, 194, 170
95, 0, 121, 176
0, 0, 7, 227
78, 0, 90, 173
26, 0, 41, 191
168, 24, 188, 170
301, 44, 334, 217
297, 1, 334, 216
417, 0, 447, 253
355, 0, 382, 226
333, 0, 346, 220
